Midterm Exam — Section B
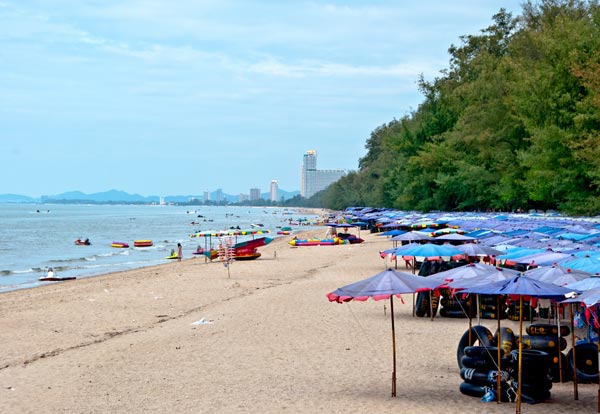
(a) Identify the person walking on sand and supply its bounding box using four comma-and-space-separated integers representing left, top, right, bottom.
177, 243, 182, 262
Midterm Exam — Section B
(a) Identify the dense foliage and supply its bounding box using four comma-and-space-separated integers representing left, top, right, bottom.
319, 0, 600, 215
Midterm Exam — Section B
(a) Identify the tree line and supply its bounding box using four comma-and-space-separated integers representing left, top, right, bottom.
317, 0, 600, 215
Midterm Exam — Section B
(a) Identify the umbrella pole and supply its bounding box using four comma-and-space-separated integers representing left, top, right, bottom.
557, 308, 563, 383
477, 295, 481, 325
429, 291, 434, 321
571, 303, 579, 400
516, 295, 523, 414
390, 295, 397, 398
497, 295, 502, 404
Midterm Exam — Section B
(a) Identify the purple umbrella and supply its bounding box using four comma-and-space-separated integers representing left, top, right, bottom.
326, 269, 433, 397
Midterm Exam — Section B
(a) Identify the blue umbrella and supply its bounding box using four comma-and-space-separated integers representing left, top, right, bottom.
326, 269, 433, 397
393, 243, 463, 258
461, 275, 573, 413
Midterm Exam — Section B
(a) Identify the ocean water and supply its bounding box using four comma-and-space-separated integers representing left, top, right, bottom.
0, 204, 319, 292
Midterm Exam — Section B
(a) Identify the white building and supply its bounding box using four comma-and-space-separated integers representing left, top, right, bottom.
300, 150, 345, 198
270, 180, 278, 202
249, 188, 261, 201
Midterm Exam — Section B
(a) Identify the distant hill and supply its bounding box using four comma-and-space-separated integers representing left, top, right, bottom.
0, 188, 301, 204
41, 189, 159, 203
0, 193, 37, 203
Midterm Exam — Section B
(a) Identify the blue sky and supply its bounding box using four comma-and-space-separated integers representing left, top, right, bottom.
1, 0, 523, 197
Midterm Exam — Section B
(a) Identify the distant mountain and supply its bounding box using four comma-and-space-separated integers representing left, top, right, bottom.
0, 193, 37, 203
42, 189, 159, 203
0, 188, 302, 204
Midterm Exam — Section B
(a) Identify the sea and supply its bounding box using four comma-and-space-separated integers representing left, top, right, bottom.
0, 204, 320, 293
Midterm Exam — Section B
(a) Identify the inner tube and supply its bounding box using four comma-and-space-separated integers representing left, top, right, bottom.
457, 325, 494, 369
494, 327, 515, 356
567, 342, 599, 383
439, 308, 468, 318
518, 335, 567, 352
526, 323, 570, 337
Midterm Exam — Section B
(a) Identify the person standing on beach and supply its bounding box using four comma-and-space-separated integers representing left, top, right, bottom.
177, 243, 182, 262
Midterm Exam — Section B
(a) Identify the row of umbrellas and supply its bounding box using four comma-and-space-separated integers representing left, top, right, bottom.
327, 263, 600, 413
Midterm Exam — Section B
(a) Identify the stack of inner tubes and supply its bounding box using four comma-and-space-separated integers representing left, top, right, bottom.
523, 323, 571, 382
479, 294, 507, 320
456, 325, 557, 404
459, 346, 515, 402
507, 299, 536, 321
439, 292, 473, 318
567, 342, 599, 383
415, 291, 439, 317
509, 349, 553, 404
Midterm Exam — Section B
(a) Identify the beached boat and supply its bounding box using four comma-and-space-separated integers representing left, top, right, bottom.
111, 241, 129, 248
233, 237, 273, 249
233, 247, 262, 260
235, 251, 261, 260
166, 253, 179, 259
75, 238, 91, 245
39, 275, 77, 282
134, 239, 153, 247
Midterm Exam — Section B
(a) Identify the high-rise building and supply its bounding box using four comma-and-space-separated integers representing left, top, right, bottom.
249, 188, 261, 201
300, 150, 345, 198
270, 180, 278, 202
203, 190, 211, 202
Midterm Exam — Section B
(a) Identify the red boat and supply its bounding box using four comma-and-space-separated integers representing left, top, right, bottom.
75, 238, 91, 245
234, 247, 261, 260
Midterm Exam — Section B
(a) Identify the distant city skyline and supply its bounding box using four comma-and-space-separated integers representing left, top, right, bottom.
0, 1, 523, 197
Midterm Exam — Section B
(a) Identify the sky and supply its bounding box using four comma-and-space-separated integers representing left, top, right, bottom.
1, 0, 524, 198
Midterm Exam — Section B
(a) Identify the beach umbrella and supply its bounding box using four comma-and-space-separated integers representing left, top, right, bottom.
454, 243, 503, 257
561, 256, 600, 274
390, 231, 431, 242
393, 242, 463, 259
524, 264, 590, 286
461, 275, 573, 414
510, 251, 573, 267
433, 233, 475, 243
326, 268, 433, 397
566, 276, 600, 291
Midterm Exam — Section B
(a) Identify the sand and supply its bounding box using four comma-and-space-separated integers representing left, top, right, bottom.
0, 229, 596, 414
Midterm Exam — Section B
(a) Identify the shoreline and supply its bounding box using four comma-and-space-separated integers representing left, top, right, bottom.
1, 229, 597, 413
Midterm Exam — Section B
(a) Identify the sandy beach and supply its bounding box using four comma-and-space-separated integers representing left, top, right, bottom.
1, 229, 597, 414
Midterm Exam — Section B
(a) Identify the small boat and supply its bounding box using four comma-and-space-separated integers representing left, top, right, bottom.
234, 247, 261, 260
75, 238, 91, 246
166, 253, 179, 260
39, 269, 76, 282
112, 241, 129, 248
192, 247, 205, 255
134, 239, 153, 247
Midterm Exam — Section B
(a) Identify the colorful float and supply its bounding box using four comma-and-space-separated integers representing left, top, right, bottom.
111, 241, 129, 248
134, 239, 153, 247
288, 237, 345, 247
